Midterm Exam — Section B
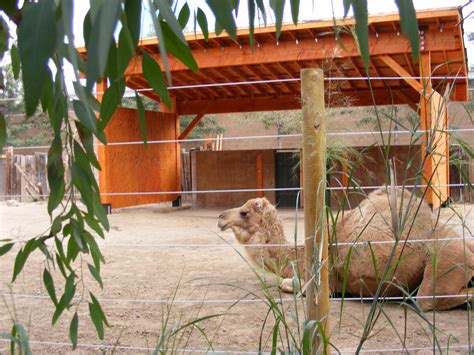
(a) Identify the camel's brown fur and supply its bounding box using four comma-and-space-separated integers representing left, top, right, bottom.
217, 188, 474, 311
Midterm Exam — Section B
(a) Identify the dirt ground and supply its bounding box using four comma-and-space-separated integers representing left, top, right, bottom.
0, 200, 473, 354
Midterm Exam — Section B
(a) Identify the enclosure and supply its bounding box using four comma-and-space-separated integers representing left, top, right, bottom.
0, 200, 473, 353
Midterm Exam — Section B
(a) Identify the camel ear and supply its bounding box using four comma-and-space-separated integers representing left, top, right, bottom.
254, 198, 265, 212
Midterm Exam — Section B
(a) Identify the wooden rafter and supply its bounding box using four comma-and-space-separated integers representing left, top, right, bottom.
178, 111, 206, 140
380, 55, 423, 93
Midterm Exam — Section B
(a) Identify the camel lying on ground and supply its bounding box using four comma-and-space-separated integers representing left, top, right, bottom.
217, 188, 474, 311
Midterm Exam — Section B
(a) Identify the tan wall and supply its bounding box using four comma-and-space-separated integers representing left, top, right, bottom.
191, 150, 275, 208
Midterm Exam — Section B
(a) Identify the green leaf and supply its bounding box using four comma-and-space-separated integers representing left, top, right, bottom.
196, 8, 209, 42
0, 113, 6, 151
43, 269, 58, 305
154, 0, 187, 43
0, 242, 14, 256
73, 141, 99, 192
12, 239, 39, 282
72, 99, 97, 134
271, 318, 280, 354
88, 293, 109, 339
290, 0, 299, 26
117, 29, 134, 79
86, 0, 121, 90
178, 3, 190, 29
83, 231, 105, 270
47, 136, 65, 215
302, 320, 317, 354
90, 293, 109, 326
269, 0, 285, 40
248, 0, 255, 50
161, 20, 198, 73
124, 0, 142, 48
88, 301, 104, 339
135, 92, 147, 145
10, 45, 20, 80
255, 0, 266, 26
0, 17, 9, 61
70, 220, 85, 251
142, 51, 172, 108
84, 214, 105, 239
350, 0, 369, 71
40, 71, 53, 114
105, 42, 118, 81
70, 312, 78, 350
71, 162, 93, 211
395, 0, 419, 61
92, 191, 109, 231
17, 0, 57, 116
99, 79, 125, 129
63, 272, 76, 308
206, 0, 237, 38
52, 298, 66, 325
88, 263, 103, 288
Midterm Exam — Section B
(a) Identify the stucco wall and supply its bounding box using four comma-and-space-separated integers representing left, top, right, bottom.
191, 150, 275, 208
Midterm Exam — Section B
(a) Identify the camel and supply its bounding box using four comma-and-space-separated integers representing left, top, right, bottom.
217, 188, 474, 311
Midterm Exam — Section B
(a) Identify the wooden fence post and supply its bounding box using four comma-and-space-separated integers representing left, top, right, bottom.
301, 68, 329, 353
5, 146, 13, 199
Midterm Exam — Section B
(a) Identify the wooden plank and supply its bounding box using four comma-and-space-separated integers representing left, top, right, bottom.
124, 30, 459, 76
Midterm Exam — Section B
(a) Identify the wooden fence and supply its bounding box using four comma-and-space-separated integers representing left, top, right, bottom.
3, 147, 49, 202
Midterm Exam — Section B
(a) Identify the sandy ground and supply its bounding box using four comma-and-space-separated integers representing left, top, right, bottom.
0, 200, 473, 354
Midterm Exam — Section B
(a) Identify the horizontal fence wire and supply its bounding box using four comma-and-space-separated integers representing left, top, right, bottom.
0, 339, 263, 354
3, 128, 473, 151
0, 75, 470, 103
0, 338, 471, 354
1, 183, 472, 199
2, 291, 473, 306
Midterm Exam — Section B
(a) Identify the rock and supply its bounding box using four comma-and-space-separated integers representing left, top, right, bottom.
5, 199, 19, 207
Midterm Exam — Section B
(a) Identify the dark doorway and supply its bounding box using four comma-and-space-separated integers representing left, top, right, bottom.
275, 151, 300, 207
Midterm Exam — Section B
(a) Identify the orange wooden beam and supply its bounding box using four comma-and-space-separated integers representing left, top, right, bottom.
124, 30, 458, 76
380, 55, 423, 93
178, 112, 206, 140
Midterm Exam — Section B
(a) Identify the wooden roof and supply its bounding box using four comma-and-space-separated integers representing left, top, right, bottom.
80, 7, 468, 115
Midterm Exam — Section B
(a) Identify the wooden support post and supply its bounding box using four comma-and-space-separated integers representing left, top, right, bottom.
301, 68, 329, 353
419, 54, 449, 208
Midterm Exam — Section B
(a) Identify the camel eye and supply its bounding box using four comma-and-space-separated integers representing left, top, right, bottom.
240, 211, 249, 217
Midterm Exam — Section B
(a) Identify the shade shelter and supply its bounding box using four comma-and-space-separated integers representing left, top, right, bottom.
78, 7, 468, 209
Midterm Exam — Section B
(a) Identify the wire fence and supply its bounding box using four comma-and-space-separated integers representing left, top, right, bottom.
3, 127, 474, 151
1, 76, 474, 353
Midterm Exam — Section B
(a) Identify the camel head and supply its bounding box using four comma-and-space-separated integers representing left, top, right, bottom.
218, 197, 277, 244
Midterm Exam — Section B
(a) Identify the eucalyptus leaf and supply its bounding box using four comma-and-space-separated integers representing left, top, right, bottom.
47, 136, 65, 215
206, 0, 237, 38
0, 242, 14, 257
17, 0, 57, 116
269, 0, 284, 40
196, 8, 209, 42
0, 113, 6, 151
70, 312, 78, 350
86, 0, 121, 90
10, 45, 20, 79
125, 0, 142, 48
178, 3, 190, 29
43, 269, 58, 305
142, 51, 172, 108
